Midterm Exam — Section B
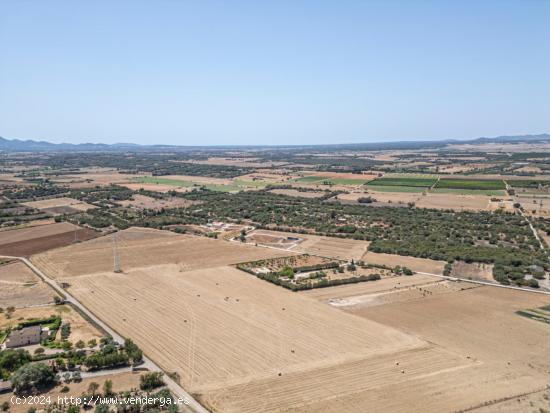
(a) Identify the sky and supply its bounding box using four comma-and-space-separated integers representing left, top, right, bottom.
0, 1, 549, 146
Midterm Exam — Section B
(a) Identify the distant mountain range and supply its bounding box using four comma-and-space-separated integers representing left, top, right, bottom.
0, 134, 549, 152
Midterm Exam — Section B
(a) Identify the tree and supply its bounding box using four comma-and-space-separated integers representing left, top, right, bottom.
63, 372, 72, 384
87, 382, 99, 396
94, 405, 109, 413
11, 363, 56, 395
53, 296, 63, 305
66, 406, 79, 413
0, 349, 32, 377
75, 340, 85, 349
87, 339, 98, 348
72, 371, 82, 382
103, 379, 113, 397
123, 338, 143, 364
1, 401, 9, 411
139, 372, 164, 391
34, 348, 45, 355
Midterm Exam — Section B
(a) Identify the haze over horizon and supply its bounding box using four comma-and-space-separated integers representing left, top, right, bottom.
1, 1, 549, 146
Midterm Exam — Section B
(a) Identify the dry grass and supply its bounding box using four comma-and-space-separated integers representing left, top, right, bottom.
117, 194, 199, 210
246, 229, 369, 260
415, 193, 491, 211
362, 251, 446, 274
450, 261, 494, 282
0, 261, 56, 307
22, 197, 96, 211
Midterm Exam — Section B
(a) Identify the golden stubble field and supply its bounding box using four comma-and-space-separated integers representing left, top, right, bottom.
31, 228, 550, 413
306, 276, 550, 412
0, 260, 56, 307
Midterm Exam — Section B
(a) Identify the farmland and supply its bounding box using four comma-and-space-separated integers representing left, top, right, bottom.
1, 140, 550, 413
0, 260, 56, 307
245, 229, 370, 260
306, 276, 550, 413
31, 227, 292, 278
0, 222, 98, 256
293, 175, 373, 185
367, 176, 437, 188
435, 178, 506, 190
45, 259, 453, 413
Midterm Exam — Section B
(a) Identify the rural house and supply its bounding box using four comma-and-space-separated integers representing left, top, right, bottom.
2, 325, 48, 349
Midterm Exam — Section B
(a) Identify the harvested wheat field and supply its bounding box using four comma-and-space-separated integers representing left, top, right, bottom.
415, 193, 491, 211
55, 263, 478, 413
22, 196, 96, 215
247, 229, 369, 260
363, 251, 446, 274
0, 260, 56, 307
0, 222, 98, 256
31, 227, 293, 278
342, 285, 550, 413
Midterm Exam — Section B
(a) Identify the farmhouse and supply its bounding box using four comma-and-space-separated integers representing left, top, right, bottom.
2, 325, 48, 349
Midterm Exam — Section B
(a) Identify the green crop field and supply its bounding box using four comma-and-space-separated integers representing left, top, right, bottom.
431, 188, 506, 196
436, 179, 505, 190
133, 176, 194, 187
294, 176, 372, 185
507, 179, 550, 189
367, 177, 437, 188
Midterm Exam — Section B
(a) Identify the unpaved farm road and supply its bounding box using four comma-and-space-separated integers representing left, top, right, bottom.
0, 255, 210, 413
417, 271, 550, 295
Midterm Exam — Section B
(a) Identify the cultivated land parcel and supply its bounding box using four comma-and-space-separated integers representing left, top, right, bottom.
2, 137, 550, 413
29, 228, 550, 413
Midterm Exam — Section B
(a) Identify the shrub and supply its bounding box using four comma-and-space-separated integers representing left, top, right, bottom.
11, 363, 56, 395
140, 372, 164, 391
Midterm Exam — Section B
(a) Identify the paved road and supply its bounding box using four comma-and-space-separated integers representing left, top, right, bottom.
1, 255, 210, 413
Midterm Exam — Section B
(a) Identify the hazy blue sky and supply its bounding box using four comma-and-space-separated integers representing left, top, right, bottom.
1, 1, 549, 146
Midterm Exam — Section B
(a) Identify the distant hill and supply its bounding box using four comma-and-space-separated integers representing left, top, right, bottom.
0, 134, 549, 153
